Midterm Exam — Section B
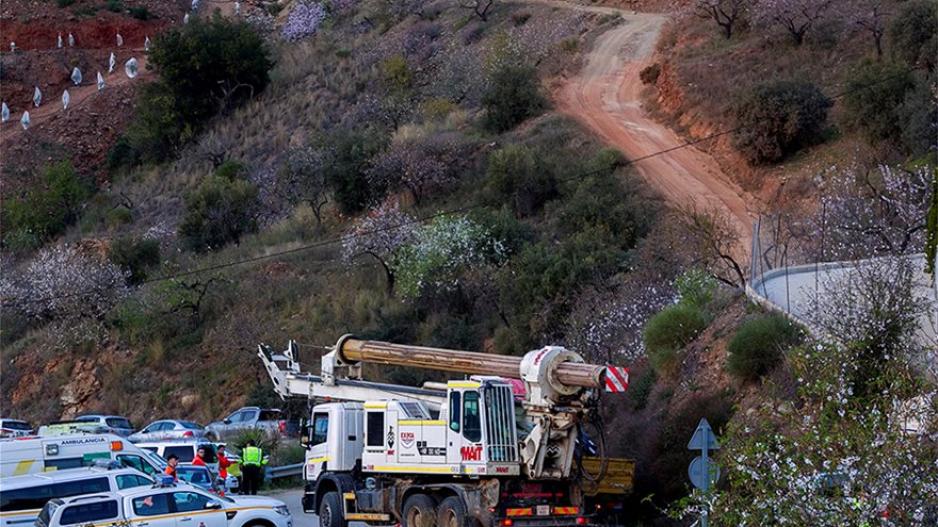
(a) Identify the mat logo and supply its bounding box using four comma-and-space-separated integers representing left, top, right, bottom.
460, 445, 483, 461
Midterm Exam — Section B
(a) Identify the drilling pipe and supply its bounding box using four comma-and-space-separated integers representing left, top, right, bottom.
334, 335, 607, 389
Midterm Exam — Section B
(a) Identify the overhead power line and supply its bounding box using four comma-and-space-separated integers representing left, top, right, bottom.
10, 70, 914, 305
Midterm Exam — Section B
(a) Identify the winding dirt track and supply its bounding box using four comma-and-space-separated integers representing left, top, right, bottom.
526, 0, 755, 249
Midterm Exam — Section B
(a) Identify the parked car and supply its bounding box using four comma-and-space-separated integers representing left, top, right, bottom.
129, 420, 207, 443
0, 465, 154, 527
74, 415, 135, 437
176, 465, 224, 494
205, 407, 286, 440
0, 418, 32, 438
38, 420, 108, 436
35, 480, 292, 527
137, 440, 217, 466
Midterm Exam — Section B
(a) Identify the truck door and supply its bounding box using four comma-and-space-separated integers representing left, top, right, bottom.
128, 492, 175, 527
305, 411, 330, 482
445, 390, 484, 467
170, 491, 226, 527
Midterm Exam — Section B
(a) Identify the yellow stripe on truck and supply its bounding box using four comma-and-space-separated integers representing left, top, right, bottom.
12, 460, 34, 476
0, 509, 43, 518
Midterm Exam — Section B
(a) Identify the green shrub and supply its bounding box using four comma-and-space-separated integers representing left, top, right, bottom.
121, 83, 190, 165
109, 237, 161, 285
105, 0, 123, 13
321, 129, 386, 214
842, 60, 914, 144
106, 135, 141, 171
628, 367, 657, 410
56, 0, 75, 7
482, 63, 544, 132
485, 145, 557, 217
178, 162, 259, 252
2, 161, 91, 249
105, 206, 134, 228
129, 6, 151, 20
897, 75, 938, 158
726, 313, 803, 382
733, 80, 832, 164
643, 303, 710, 373
888, 0, 937, 70
675, 269, 718, 309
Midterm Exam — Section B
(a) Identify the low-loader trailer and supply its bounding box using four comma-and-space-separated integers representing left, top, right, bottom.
258, 335, 634, 527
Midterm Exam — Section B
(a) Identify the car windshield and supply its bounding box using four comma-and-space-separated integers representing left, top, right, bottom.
259, 410, 281, 421
37, 499, 61, 527
177, 468, 211, 485
144, 450, 169, 469
74, 416, 99, 422
107, 418, 133, 429
2, 421, 30, 430
180, 421, 203, 430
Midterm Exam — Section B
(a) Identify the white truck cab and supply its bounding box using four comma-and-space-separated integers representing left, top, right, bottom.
35, 482, 292, 527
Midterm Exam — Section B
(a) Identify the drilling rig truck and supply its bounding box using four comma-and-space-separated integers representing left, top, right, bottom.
258, 335, 634, 527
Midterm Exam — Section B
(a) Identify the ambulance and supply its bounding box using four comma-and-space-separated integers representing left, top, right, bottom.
0, 434, 167, 478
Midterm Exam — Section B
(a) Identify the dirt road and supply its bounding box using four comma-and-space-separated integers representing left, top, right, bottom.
0, 54, 149, 141
527, 0, 755, 249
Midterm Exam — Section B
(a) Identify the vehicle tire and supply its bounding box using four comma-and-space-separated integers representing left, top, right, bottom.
402, 494, 437, 527
320, 491, 347, 527
436, 496, 476, 527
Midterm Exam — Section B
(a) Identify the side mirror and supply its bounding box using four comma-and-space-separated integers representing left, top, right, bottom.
450, 423, 460, 432
204, 501, 223, 510
223, 419, 231, 425
300, 435, 309, 448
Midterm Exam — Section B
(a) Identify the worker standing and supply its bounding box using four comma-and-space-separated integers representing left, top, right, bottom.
192, 447, 207, 467
240, 440, 266, 495
216, 445, 232, 496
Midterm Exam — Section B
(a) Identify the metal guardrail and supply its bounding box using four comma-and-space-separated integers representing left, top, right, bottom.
265, 462, 304, 480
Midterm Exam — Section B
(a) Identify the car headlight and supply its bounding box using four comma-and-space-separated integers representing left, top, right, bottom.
274, 505, 290, 517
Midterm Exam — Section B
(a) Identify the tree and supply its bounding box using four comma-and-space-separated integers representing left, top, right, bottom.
281, 1, 327, 41
888, 0, 938, 70
1, 244, 129, 323
341, 200, 416, 294
367, 133, 472, 205
695, 0, 750, 39
178, 162, 260, 252
320, 129, 387, 215
842, 60, 914, 144
733, 80, 832, 164
460, 0, 494, 21
482, 63, 544, 132
108, 237, 160, 285
393, 216, 507, 300
278, 147, 329, 225
675, 209, 747, 287
752, 0, 832, 45
485, 144, 557, 217
2, 161, 91, 250
851, 0, 889, 58
926, 170, 938, 276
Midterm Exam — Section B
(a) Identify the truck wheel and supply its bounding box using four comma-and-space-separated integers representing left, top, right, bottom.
320, 491, 347, 527
403, 494, 436, 527
436, 496, 475, 527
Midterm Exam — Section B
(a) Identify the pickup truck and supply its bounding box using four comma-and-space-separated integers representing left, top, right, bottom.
205, 407, 286, 441
36, 481, 292, 527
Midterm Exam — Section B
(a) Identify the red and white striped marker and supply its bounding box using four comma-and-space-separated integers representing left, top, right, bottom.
604, 366, 629, 392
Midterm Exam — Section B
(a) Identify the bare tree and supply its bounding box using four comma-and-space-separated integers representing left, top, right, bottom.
674, 208, 748, 288
752, 0, 833, 45
695, 0, 751, 39
460, 0, 495, 21
279, 147, 330, 226
851, 0, 889, 58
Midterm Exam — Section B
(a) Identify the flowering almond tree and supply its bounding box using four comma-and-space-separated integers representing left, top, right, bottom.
341, 201, 416, 293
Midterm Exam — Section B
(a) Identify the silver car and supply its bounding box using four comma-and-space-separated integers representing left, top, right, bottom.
128, 420, 207, 443
205, 407, 285, 440
74, 415, 134, 437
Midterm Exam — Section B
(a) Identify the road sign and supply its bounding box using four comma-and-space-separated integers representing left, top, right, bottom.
687, 418, 720, 451
688, 455, 720, 490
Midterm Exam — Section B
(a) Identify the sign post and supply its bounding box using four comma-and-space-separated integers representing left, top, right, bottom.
688, 418, 720, 527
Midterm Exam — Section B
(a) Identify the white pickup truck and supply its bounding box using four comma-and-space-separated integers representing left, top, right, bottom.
36, 482, 292, 527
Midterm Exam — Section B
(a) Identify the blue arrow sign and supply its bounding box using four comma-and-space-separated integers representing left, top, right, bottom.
687, 418, 720, 451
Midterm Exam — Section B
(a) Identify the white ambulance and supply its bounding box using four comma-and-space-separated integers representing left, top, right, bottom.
0, 434, 167, 478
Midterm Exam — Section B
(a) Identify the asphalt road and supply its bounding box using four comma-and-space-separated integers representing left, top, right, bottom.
268, 488, 368, 527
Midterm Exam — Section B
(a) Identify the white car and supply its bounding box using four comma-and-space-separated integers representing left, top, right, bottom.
0, 418, 32, 438
129, 420, 207, 443
35, 482, 292, 527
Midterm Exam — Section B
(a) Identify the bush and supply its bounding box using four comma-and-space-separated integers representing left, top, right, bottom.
109, 237, 161, 285
2, 161, 91, 249
127, 16, 272, 164
643, 303, 710, 373
639, 63, 660, 85
675, 269, 718, 309
106, 136, 141, 171
733, 80, 832, 164
178, 162, 260, 252
105, 0, 123, 13
321, 129, 387, 214
842, 60, 914, 145
897, 75, 938, 158
56, 0, 75, 7
888, 0, 937, 70
726, 313, 803, 382
485, 145, 557, 217
129, 6, 151, 20
482, 63, 544, 132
